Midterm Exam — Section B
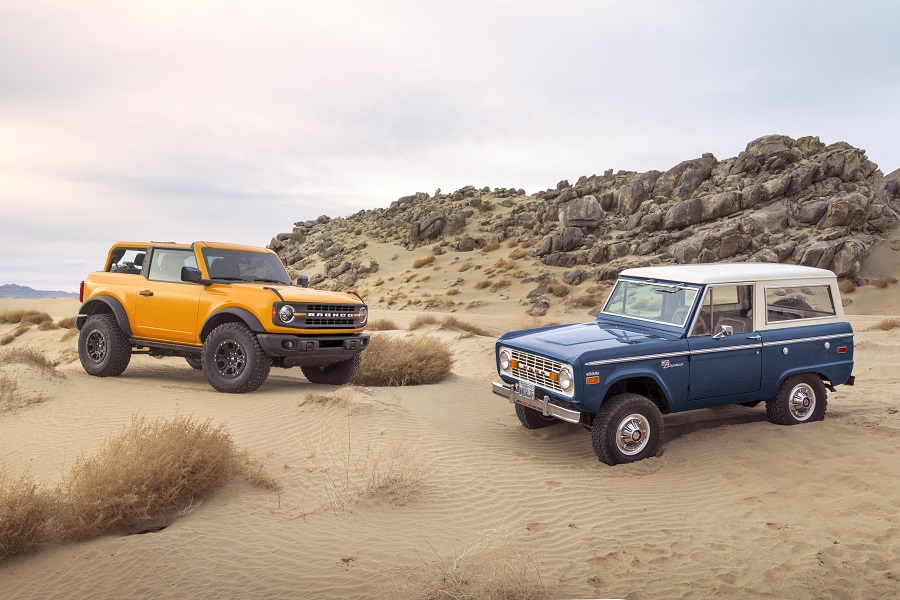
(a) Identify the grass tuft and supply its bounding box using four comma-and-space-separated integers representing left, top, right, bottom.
0, 469, 57, 560
838, 279, 856, 294
368, 318, 401, 331
412, 256, 435, 269
352, 335, 453, 386
57, 316, 77, 329
408, 315, 491, 336
874, 317, 900, 331
0, 310, 53, 326
58, 415, 239, 540
0, 347, 60, 375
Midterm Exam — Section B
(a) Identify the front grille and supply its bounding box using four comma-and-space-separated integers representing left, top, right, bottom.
304, 317, 356, 326
276, 302, 365, 329
510, 349, 568, 395
305, 304, 357, 313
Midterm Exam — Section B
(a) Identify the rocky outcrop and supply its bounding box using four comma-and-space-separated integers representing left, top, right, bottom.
269, 134, 899, 292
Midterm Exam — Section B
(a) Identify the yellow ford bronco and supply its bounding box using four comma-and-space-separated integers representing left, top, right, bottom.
76, 241, 369, 393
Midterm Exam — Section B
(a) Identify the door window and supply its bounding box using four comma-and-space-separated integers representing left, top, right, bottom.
690, 285, 753, 336
148, 249, 197, 283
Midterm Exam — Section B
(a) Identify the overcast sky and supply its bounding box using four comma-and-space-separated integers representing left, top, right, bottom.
1, 0, 898, 292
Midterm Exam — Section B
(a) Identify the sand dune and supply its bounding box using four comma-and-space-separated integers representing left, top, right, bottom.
2, 277, 900, 599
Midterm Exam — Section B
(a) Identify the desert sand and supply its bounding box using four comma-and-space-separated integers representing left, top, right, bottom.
2, 239, 900, 599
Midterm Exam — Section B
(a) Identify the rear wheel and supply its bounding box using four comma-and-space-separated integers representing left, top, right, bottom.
185, 355, 202, 370
766, 374, 827, 425
591, 393, 664, 465
515, 403, 560, 429
202, 323, 271, 393
78, 314, 131, 377
301, 354, 362, 385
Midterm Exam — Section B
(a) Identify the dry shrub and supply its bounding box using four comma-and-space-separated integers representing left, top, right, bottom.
481, 242, 500, 253
352, 335, 453, 386
373, 277, 385, 287
301, 411, 430, 513
494, 258, 516, 271
0, 324, 31, 346
57, 316, 76, 329
0, 347, 60, 375
0, 470, 56, 560
407, 315, 440, 329
37, 320, 58, 331
237, 451, 280, 491
0, 310, 53, 326
509, 248, 529, 260
61, 329, 78, 342
413, 256, 435, 269
368, 318, 401, 331
476, 280, 492, 289
874, 317, 900, 331
0, 372, 44, 413
446, 288, 460, 296
506, 239, 518, 248
546, 283, 569, 297
490, 278, 511, 291
458, 262, 473, 272
58, 415, 239, 540
871, 277, 898, 289
838, 279, 856, 294
387, 534, 548, 600
0, 334, 14, 346
569, 294, 604, 308
408, 315, 490, 336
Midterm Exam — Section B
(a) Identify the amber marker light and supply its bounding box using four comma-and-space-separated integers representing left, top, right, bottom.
510, 360, 519, 369
586, 376, 600, 385
549, 372, 559, 382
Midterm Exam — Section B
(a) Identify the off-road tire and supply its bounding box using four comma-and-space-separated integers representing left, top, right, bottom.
301, 353, 362, 385
591, 393, 664, 466
766, 374, 827, 425
185, 355, 203, 369
202, 323, 271, 393
515, 403, 560, 429
78, 313, 132, 377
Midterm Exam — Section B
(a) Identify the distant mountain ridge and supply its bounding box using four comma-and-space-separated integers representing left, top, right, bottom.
0, 284, 78, 299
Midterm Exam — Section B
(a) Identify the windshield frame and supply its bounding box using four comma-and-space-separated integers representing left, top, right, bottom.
600, 277, 702, 328
200, 248, 292, 285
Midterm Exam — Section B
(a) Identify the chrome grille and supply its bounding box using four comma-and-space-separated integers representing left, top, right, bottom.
510, 349, 566, 395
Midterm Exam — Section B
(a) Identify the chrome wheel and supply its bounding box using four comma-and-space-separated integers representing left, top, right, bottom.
616, 413, 651, 456
85, 329, 108, 364
788, 382, 816, 421
214, 339, 246, 378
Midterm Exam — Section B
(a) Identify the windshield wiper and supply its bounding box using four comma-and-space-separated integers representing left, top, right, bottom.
211, 276, 246, 282
251, 277, 289, 284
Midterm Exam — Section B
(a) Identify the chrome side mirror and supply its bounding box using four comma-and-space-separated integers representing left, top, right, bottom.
712, 324, 734, 340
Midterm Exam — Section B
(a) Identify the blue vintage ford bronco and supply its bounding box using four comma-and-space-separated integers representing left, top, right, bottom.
492, 263, 855, 465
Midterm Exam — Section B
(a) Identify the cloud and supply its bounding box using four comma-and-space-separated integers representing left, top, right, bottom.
1, 0, 898, 290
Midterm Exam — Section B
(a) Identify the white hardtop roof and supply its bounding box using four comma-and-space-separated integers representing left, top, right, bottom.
619, 263, 837, 285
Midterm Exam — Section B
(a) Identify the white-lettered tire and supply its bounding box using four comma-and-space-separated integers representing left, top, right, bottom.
591, 393, 664, 465
766, 374, 827, 425
78, 313, 132, 377
202, 322, 271, 393
301, 353, 362, 385
515, 403, 560, 429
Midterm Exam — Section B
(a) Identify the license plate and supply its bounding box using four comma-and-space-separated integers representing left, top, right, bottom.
516, 381, 535, 399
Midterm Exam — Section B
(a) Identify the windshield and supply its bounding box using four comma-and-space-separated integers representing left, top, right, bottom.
601, 279, 700, 327
201, 248, 291, 284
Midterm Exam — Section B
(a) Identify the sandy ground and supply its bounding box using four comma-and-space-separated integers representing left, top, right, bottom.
2, 242, 900, 598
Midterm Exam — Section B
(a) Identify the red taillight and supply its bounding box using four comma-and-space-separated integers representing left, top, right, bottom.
837, 346, 848, 354
79, 281, 84, 303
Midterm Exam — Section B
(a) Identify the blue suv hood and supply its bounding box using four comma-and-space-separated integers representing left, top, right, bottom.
498, 319, 683, 365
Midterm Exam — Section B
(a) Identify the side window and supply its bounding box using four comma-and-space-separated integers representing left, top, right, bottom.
690, 285, 753, 336
148, 249, 196, 283
107, 249, 146, 275
766, 286, 836, 323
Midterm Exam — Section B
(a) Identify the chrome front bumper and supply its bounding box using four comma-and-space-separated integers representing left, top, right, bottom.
491, 381, 582, 424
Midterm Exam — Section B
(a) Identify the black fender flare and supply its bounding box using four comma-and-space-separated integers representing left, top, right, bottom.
200, 308, 266, 341
77, 296, 133, 336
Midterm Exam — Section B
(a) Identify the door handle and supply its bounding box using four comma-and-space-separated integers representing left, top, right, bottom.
747, 334, 761, 340
139, 290, 154, 297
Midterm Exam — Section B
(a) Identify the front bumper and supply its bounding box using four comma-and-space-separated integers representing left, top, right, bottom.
257, 332, 369, 363
491, 381, 582, 424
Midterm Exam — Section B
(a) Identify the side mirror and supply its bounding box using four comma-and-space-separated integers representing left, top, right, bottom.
296, 274, 309, 288
181, 266, 203, 283
712, 324, 734, 340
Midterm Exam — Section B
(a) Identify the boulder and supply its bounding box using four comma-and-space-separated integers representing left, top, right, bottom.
653, 155, 716, 200
560, 195, 605, 227
662, 197, 704, 230
830, 239, 866, 277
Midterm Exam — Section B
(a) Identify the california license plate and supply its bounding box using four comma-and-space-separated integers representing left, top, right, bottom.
516, 381, 535, 399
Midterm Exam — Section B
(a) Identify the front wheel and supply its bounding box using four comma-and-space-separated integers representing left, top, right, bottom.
300, 354, 362, 385
515, 403, 560, 429
766, 374, 827, 425
78, 314, 131, 377
202, 323, 271, 393
185, 355, 203, 370
591, 393, 664, 466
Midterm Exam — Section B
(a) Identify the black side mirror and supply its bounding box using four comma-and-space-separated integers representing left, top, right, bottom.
134, 253, 145, 267
296, 274, 309, 288
181, 266, 203, 283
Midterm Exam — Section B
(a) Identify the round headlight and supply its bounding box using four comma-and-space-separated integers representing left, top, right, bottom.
358, 306, 368, 325
558, 365, 573, 391
499, 349, 511, 372
278, 304, 295, 323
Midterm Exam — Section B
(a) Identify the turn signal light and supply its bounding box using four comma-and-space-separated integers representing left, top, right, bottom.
586, 376, 600, 385
510, 360, 519, 369
549, 372, 559, 382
